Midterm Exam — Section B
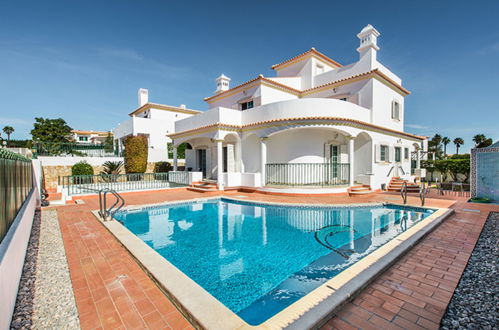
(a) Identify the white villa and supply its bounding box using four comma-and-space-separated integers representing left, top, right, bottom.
117, 24, 428, 193
113, 89, 200, 162
71, 130, 110, 144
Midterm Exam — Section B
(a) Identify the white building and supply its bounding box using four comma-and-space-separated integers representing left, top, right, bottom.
113, 88, 200, 162
71, 130, 110, 144
166, 25, 427, 193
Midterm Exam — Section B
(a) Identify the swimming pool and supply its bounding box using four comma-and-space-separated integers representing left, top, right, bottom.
113, 198, 436, 326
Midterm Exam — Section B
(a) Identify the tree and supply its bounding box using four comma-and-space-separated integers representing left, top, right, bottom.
442, 137, 450, 157
453, 137, 464, 155
472, 134, 493, 148
104, 132, 114, 152
30, 117, 73, 143
2, 126, 14, 142
428, 134, 443, 159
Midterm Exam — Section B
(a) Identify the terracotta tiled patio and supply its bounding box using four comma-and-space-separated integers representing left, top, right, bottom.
50, 189, 499, 329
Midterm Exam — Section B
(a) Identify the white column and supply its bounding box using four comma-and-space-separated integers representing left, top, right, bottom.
348, 136, 355, 186
235, 141, 243, 172
416, 149, 421, 169
260, 137, 268, 186
216, 139, 224, 190
173, 146, 178, 171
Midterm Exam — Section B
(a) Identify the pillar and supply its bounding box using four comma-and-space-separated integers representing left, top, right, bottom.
348, 136, 355, 186
235, 140, 243, 172
416, 149, 421, 169
260, 137, 268, 186
173, 146, 178, 171
216, 139, 224, 190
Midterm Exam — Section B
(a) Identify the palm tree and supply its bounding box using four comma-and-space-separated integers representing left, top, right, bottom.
453, 137, 464, 155
442, 137, 450, 157
2, 126, 14, 142
472, 134, 493, 148
472, 134, 485, 147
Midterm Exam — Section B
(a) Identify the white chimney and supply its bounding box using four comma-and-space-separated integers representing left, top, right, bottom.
215, 74, 231, 94
357, 24, 380, 62
138, 88, 148, 107
180, 104, 186, 109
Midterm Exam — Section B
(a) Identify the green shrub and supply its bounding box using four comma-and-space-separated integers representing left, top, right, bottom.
154, 161, 172, 173
71, 161, 94, 176
124, 135, 148, 173
450, 153, 470, 159
423, 159, 470, 183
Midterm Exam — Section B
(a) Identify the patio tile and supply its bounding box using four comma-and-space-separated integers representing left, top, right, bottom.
50, 189, 498, 329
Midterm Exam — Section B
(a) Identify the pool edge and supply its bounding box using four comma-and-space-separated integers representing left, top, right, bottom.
92, 202, 453, 330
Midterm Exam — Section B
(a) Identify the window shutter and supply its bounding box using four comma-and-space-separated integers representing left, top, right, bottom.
375, 144, 381, 162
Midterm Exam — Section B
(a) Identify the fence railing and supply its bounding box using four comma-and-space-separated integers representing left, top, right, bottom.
34, 142, 120, 158
60, 171, 189, 195
0, 149, 33, 242
266, 163, 350, 186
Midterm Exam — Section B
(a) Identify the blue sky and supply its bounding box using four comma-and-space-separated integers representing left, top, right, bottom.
0, 0, 498, 152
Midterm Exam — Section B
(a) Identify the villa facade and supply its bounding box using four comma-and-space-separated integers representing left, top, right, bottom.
167, 25, 427, 192
113, 89, 200, 162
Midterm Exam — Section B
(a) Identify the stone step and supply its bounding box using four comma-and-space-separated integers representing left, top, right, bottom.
350, 187, 370, 191
187, 186, 219, 193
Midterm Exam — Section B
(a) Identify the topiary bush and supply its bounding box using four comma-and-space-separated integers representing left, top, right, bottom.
124, 135, 148, 174
71, 161, 94, 176
154, 161, 172, 173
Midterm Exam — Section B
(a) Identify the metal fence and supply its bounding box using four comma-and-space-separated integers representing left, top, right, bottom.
0, 149, 33, 242
60, 171, 189, 195
266, 163, 350, 186
34, 142, 119, 157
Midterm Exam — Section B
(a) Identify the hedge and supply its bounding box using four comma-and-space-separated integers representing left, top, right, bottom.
421, 159, 470, 182
71, 161, 94, 176
124, 135, 148, 173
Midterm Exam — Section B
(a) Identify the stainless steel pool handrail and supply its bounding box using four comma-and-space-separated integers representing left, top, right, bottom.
419, 181, 427, 206
401, 181, 408, 204
98, 188, 125, 221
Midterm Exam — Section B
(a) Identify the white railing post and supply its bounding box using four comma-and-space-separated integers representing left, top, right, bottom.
347, 136, 355, 186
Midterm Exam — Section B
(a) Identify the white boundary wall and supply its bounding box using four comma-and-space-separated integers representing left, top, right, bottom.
0, 190, 37, 330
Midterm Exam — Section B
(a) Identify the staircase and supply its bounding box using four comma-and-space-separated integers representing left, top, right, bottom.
187, 180, 220, 193
387, 177, 420, 192
348, 185, 374, 196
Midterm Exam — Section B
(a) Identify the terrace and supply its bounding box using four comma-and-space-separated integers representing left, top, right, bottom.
3, 163, 498, 329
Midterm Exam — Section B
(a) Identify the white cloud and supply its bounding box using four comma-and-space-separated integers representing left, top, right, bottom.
406, 124, 429, 129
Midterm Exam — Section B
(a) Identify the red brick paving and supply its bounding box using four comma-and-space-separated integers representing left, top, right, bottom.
49, 188, 499, 329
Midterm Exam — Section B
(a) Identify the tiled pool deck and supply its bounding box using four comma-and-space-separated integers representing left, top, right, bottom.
49, 189, 499, 329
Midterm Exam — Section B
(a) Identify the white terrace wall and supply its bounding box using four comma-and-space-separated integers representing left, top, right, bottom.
0, 161, 40, 330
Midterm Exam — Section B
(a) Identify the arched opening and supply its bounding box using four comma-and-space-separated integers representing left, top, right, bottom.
222, 133, 241, 173
354, 132, 373, 179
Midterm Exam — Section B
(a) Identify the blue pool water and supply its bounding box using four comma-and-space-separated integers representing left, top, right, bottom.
114, 198, 434, 325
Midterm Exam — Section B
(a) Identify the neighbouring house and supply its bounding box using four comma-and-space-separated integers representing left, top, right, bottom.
113, 89, 201, 162
167, 24, 428, 192
71, 130, 111, 144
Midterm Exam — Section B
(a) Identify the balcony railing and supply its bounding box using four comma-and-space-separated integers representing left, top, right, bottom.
266, 162, 349, 186
33, 142, 120, 158
60, 172, 188, 195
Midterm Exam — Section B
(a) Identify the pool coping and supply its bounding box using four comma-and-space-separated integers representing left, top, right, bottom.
92, 198, 453, 330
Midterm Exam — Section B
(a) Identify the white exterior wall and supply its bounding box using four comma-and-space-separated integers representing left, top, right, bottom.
113, 107, 197, 162
371, 79, 404, 131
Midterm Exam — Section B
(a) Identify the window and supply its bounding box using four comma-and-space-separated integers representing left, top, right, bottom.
391, 101, 400, 120
241, 100, 254, 110
404, 147, 409, 160
79, 136, 88, 141
380, 145, 388, 161
395, 147, 401, 162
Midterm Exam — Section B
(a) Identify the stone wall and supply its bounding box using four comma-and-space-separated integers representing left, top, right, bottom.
42, 161, 185, 190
